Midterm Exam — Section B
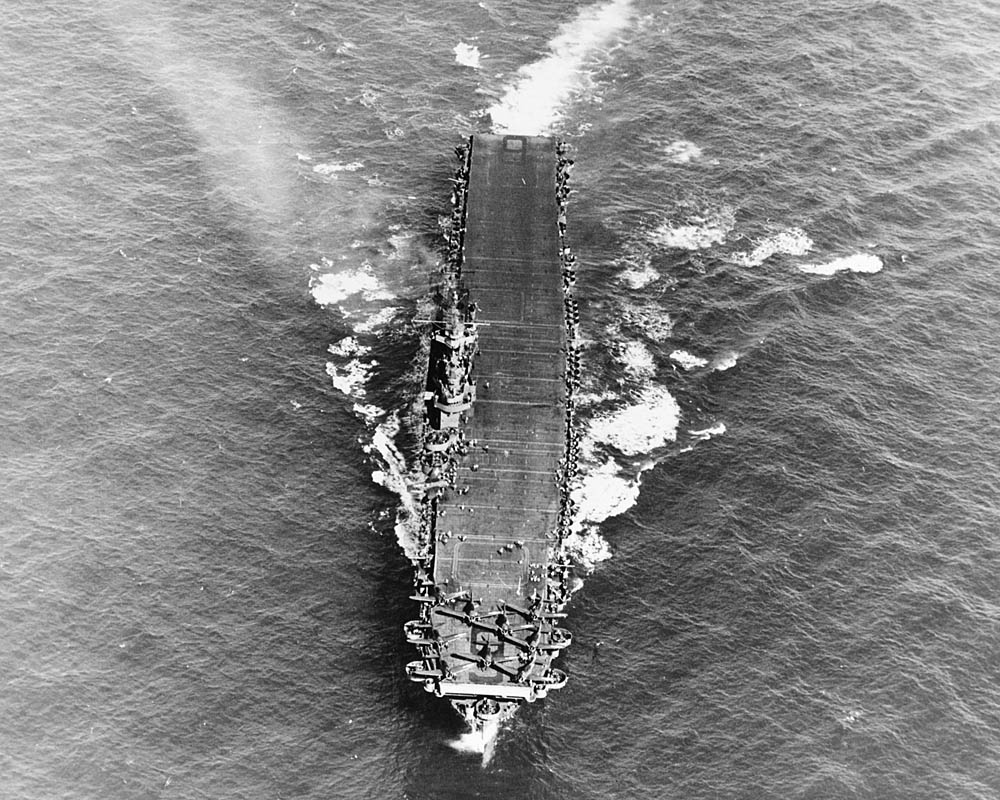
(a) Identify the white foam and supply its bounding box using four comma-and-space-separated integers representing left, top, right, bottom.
664, 140, 702, 163
651, 210, 733, 251
326, 339, 383, 405
364, 414, 426, 563
487, 0, 635, 134
312, 160, 364, 176
555, 382, 679, 581
619, 340, 656, 379
798, 253, 884, 275
386, 231, 419, 259
669, 349, 708, 370
731, 227, 813, 267
454, 42, 482, 69
711, 350, 740, 371
325, 359, 375, 399
328, 336, 369, 359
560, 525, 614, 572
688, 422, 726, 441
353, 306, 402, 334
586, 385, 680, 455
309, 265, 394, 306
620, 306, 673, 342
618, 262, 659, 289
572, 459, 641, 527
352, 402, 386, 422
449, 717, 499, 766
575, 389, 620, 406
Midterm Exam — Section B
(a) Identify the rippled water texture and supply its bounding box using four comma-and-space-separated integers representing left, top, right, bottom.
3, 1, 1000, 798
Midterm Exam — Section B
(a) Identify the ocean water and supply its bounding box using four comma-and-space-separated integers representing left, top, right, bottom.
3, 1, 1000, 798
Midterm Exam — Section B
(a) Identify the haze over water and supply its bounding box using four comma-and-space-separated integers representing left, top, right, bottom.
3, 1, 1000, 798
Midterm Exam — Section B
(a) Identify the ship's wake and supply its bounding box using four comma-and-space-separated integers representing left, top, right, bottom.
362, 378, 690, 584
448, 717, 500, 766
486, 0, 636, 136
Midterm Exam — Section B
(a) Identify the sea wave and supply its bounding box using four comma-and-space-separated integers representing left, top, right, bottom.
798, 253, 884, 275
617, 260, 659, 289
711, 350, 740, 371
454, 41, 481, 69
688, 422, 726, 441
365, 413, 427, 563
617, 339, 657, 379
663, 139, 703, 164
487, 0, 635, 134
353, 306, 403, 334
585, 384, 681, 457
557, 384, 683, 574
651, 208, 735, 251
309, 262, 395, 307
312, 160, 365, 176
571, 458, 642, 529
328, 336, 369, 360
325, 353, 376, 400
730, 227, 813, 267
619, 304, 674, 342
670, 349, 708, 370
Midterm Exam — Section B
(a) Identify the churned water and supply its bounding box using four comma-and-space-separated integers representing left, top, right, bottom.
3, 1, 1000, 798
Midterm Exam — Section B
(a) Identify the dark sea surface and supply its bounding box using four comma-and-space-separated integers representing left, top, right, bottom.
3, 1, 1000, 798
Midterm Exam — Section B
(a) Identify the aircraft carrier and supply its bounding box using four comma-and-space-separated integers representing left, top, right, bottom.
404, 133, 581, 730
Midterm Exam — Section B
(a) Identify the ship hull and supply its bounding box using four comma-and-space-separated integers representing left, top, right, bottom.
406, 134, 579, 730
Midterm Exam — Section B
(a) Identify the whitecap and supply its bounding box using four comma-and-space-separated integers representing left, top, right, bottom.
620, 306, 673, 342
325, 359, 375, 399
575, 389, 620, 406
353, 306, 402, 334
386, 231, 418, 258
586, 385, 680, 455
571, 459, 641, 527
328, 336, 369, 359
711, 351, 740, 371
798, 253, 884, 275
312, 160, 364, 176
669, 349, 708, 370
364, 414, 426, 563
688, 422, 726, 441
352, 402, 386, 422
560, 525, 614, 573
731, 227, 813, 267
487, 0, 635, 134
618, 340, 656, 379
664, 140, 702, 163
454, 42, 482, 69
309, 265, 394, 306
651, 210, 734, 251
618, 262, 659, 289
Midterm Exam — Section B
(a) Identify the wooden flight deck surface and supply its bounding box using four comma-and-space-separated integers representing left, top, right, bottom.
405, 133, 575, 710
432, 134, 565, 615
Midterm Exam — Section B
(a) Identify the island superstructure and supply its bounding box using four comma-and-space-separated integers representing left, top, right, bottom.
404, 134, 581, 729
